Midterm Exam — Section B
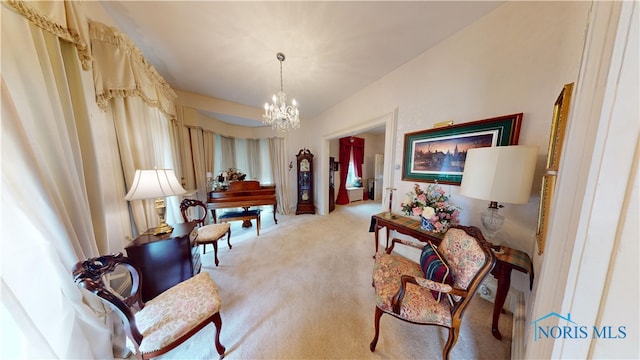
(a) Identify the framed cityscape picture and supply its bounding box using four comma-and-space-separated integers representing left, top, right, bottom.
402, 113, 523, 185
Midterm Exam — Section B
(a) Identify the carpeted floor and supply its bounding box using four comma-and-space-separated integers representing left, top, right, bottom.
155, 201, 512, 359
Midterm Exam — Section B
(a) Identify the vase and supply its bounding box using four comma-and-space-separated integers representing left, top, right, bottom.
420, 216, 435, 231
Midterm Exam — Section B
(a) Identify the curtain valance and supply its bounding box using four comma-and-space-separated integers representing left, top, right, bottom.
89, 21, 177, 119
6, 0, 91, 69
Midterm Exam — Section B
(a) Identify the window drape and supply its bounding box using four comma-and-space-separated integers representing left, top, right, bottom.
203, 131, 216, 181
220, 135, 237, 171
184, 126, 215, 202
1, 5, 112, 358
178, 107, 196, 192
336, 136, 365, 204
352, 137, 365, 177
6, 0, 92, 70
89, 20, 181, 236
108, 96, 181, 233
269, 138, 293, 214
178, 124, 216, 202
246, 139, 260, 180
88, 21, 177, 119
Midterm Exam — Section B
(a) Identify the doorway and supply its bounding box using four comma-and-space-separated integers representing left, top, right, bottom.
318, 109, 398, 215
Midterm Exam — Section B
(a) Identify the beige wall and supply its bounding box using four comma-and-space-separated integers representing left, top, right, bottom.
300, 0, 591, 294
179, 92, 279, 140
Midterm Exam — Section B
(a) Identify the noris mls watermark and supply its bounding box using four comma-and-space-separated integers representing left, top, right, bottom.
532, 312, 627, 341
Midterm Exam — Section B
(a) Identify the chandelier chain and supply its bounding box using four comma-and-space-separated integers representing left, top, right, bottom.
280, 59, 284, 92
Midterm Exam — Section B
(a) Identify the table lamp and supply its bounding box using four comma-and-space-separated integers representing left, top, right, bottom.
125, 169, 187, 235
459, 145, 537, 251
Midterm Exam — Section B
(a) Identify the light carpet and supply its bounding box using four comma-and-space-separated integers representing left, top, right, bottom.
155, 202, 512, 359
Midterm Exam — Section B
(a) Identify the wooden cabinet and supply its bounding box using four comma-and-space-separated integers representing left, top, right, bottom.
295, 148, 315, 215
125, 222, 201, 301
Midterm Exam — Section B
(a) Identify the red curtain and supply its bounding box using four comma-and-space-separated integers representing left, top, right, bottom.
335, 136, 365, 205
352, 137, 364, 177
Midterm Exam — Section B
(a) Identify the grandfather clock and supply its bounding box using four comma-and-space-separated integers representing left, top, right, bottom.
295, 148, 315, 215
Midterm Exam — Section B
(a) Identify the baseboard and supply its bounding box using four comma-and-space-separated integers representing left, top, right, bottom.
511, 290, 526, 360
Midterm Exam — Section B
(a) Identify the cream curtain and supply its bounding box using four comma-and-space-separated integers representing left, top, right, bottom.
178, 107, 196, 193
189, 128, 206, 198
6, 0, 92, 69
269, 138, 293, 214
176, 118, 216, 204
89, 21, 176, 118
107, 96, 181, 233
187, 126, 215, 202
89, 21, 181, 235
247, 138, 261, 180
1, 5, 111, 358
220, 135, 237, 171
203, 131, 216, 176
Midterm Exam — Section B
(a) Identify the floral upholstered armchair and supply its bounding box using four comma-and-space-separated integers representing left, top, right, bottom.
72, 253, 226, 359
370, 225, 495, 360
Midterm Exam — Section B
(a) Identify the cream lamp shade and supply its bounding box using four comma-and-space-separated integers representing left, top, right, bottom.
125, 169, 187, 235
459, 145, 538, 248
460, 145, 538, 204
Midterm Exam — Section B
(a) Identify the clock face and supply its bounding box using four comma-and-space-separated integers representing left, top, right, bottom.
300, 159, 310, 172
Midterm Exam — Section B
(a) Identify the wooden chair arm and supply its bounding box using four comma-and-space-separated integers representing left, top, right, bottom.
415, 277, 468, 297
392, 274, 418, 314
391, 274, 468, 314
386, 237, 425, 254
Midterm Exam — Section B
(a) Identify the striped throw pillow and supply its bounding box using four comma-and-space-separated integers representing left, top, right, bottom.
419, 242, 452, 302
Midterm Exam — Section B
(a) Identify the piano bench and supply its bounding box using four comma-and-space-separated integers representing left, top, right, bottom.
218, 209, 261, 236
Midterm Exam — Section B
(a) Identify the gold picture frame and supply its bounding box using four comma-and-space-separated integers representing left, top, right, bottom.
536, 83, 574, 255
546, 83, 574, 170
536, 173, 556, 255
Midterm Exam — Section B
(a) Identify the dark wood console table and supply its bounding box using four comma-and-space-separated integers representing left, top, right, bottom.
125, 222, 201, 301
370, 212, 533, 340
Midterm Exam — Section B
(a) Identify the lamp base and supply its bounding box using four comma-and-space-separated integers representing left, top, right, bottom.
480, 202, 505, 252
152, 198, 173, 235
151, 222, 174, 235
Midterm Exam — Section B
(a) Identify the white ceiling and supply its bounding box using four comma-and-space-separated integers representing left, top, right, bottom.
100, 1, 503, 128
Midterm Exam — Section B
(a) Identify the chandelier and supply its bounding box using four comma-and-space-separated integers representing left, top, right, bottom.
263, 52, 300, 131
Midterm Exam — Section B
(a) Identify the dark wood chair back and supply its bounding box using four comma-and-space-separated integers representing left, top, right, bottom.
179, 198, 208, 225
72, 253, 144, 348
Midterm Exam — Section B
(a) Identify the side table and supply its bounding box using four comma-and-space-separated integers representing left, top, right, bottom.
125, 222, 200, 301
490, 245, 534, 340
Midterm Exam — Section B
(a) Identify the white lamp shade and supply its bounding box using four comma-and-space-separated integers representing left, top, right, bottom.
459, 145, 538, 204
124, 169, 187, 200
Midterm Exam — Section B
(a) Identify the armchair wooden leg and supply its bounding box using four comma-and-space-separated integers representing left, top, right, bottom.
212, 312, 226, 359
443, 326, 460, 360
370, 306, 383, 352
226, 229, 232, 249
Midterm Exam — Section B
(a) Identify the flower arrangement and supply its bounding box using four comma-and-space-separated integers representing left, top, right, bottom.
216, 168, 246, 186
401, 183, 461, 233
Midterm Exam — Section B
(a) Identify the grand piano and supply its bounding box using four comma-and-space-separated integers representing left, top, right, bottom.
207, 180, 278, 225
